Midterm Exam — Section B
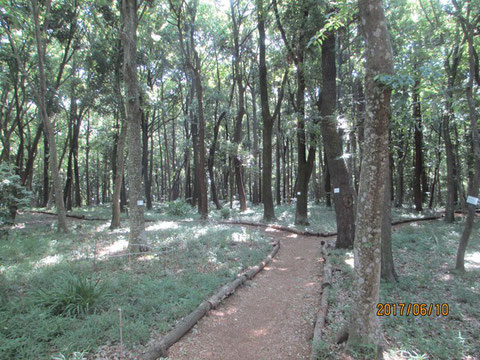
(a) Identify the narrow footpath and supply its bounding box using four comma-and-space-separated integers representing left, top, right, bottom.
168, 227, 326, 360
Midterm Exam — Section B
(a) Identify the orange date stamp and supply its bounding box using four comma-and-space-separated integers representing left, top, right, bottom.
376, 303, 449, 316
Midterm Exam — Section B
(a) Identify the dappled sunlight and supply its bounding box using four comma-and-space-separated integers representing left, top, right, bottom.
345, 252, 354, 269
13, 222, 25, 229
98, 239, 128, 257
275, 267, 288, 271
232, 228, 249, 243
251, 328, 268, 337
94, 222, 111, 233
194, 227, 209, 238
265, 226, 280, 232
287, 234, 298, 238
35, 254, 62, 268
304, 282, 316, 287
146, 221, 179, 231
211, 307, 238, 317
465, 251, 480, 269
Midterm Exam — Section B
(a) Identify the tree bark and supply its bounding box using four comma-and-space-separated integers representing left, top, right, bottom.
413, 78, 425, 212
454, 4, 480, 272
381, 152, 397, 282
318, 32, 355, 249
31, 0, 68, 232
122, 0, 147, 251
111, 43, 128, 229
230, 0, 247, 212
443, 42, 461, 222
349, 0, 393, 349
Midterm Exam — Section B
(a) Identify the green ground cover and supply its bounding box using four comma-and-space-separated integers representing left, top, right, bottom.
0, 209, 271, 359
317, 219, 480, 360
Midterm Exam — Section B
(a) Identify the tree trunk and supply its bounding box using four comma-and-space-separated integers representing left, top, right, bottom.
318, 32, 355, 249
413, 79, 425, 212
122, 0, 147, 251
230, 0, 247, 212
208, 112, 225, 210
454, 8, 480, 272
31, 0, 68, 232
258, 0, 275, 220
348, 0, 393, 349
111, 44, 128, 229
381, 152, 397, 282
251, 84, 260, 205
443, 43, 461, 222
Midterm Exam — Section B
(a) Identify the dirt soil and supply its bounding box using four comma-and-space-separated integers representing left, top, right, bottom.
167, 226, 326, 360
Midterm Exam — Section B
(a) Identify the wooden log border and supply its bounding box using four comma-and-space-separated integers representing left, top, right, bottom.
311, 244, 332, 360
142, 240, 280, 360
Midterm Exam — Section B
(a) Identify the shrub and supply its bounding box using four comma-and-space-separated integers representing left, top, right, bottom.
0, 163, 32, 226
220, 208, 230, 219
32, 273, 107, 318
165, 200, 191, 216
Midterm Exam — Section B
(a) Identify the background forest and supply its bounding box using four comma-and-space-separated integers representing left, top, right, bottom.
0, 0, 479, 359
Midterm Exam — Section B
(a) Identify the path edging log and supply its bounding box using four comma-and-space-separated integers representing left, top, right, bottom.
311, 244, 332, 360
220, 215, 442, 238
142, 240, 280, 360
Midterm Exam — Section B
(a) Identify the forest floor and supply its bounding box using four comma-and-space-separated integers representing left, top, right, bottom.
1, 203, 479, 359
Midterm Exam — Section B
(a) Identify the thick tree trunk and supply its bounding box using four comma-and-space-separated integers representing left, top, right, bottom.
349, 0, 393, 349
122, 0, 147, 251
318, 32, 355, 248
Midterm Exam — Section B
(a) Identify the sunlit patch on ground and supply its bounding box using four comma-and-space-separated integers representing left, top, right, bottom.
146, 221, 179, 231
465, 251, 480, 269
344, 252, 354, 268
35, 254, 61, 268
251, 328, 268, 337
98, 239, 128, 257
232, 229, 249, 243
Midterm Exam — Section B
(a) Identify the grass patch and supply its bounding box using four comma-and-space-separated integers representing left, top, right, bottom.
0, 211, 271, 359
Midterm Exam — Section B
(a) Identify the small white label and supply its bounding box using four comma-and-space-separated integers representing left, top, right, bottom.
137, 200, 145, 206
297, 192, 301, 195
466, 196, 478, 205
334, 188, 340, 194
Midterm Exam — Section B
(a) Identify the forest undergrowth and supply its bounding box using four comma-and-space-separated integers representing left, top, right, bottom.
318, 219, 480, 360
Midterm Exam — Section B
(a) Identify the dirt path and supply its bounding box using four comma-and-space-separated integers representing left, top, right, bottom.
168, 226, 327, 360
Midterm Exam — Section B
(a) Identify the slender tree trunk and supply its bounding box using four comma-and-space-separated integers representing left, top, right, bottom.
230, 0, 247, 212
251, 85, 260, 205
443, 43, 461, 222
381, 148, 398, 281
122, 0, 147, 251
208, 112, 225, 210
413, 79, 425, 212
111, 44, 128, 229
319, 32, 355, 248
86, 117, 91, 206
348, 0, 393, 349
42, 131, 49, 207
455, 9, 480, 272
31, 0, 68, 232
